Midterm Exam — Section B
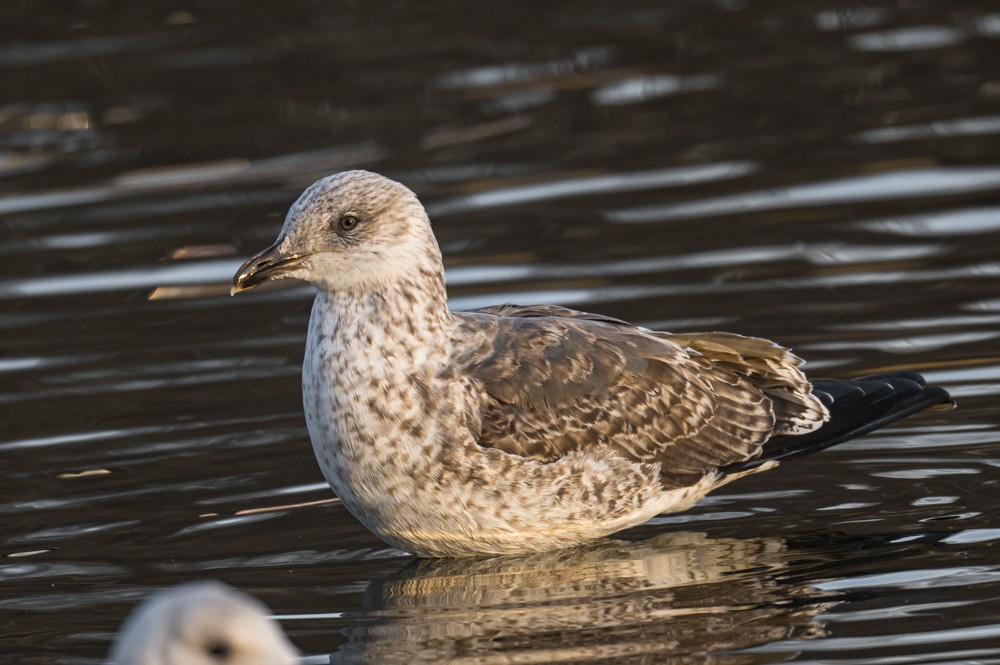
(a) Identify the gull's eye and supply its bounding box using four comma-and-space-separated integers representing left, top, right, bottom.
205, 640, 231, 661
337, 214, 359, 232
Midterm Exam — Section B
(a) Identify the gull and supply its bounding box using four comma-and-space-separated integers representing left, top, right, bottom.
108, 581, 299, 665
232, 170, 951, 557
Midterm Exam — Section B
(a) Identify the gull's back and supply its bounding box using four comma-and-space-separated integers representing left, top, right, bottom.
451, 304, 842, 488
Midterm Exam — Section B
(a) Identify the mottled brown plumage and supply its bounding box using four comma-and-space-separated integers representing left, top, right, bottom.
232, 170, 952, 557
452, 306, 816, 488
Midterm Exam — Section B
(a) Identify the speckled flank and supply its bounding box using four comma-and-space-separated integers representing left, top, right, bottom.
262, 170, 836, 556
303, 286, 680, 556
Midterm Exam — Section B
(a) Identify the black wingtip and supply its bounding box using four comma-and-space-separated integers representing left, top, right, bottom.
721, 371, 952, 476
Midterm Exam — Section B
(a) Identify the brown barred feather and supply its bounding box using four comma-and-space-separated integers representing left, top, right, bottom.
454, 305, 830, 489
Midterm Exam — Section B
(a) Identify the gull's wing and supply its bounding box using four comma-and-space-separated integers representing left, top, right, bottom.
451, 305, 828, 488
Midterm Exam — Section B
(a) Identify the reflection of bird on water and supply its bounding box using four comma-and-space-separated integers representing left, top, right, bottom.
327, 531, 838, 664
108, 581, 299, 665
232, 170, 952, 557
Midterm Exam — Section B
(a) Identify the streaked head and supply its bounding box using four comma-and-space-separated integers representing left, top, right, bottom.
108, 581, 299, 665
232, 170, 441, 295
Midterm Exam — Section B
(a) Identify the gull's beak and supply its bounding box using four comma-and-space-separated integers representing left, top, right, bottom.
231, 241, 308, 295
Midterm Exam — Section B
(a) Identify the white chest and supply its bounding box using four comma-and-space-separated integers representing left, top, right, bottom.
297, 291, 669, 557
300, 292, 461, 519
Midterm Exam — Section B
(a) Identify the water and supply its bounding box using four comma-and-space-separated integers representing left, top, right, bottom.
3, 1, 1000, 662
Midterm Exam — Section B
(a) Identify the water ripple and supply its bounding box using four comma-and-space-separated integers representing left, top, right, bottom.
607, 167, 1000, 222
436, 47, 613, 89
0, 143, 382, 216
759, 622, 1000, 652
9, 521, 141, 545
856, 116, 1000, 144
815, 8, 888, 31
591, 74, 720, 105
849, 25, 965, 52
161, 548, 403, 570
0, 31, 191, 67
0, 562, 126, 580
427, 162, 756, 216
816, 566, 1000, 591
803, 330, 1000, 354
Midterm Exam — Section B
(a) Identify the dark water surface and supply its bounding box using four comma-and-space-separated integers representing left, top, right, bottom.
4, 1, 1000, 663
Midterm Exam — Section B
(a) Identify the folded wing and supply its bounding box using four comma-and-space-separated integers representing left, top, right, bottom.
452, 305, 829, 488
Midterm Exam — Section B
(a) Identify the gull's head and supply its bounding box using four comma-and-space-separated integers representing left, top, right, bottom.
108, 581, 299, 665
232, 170, 440, 295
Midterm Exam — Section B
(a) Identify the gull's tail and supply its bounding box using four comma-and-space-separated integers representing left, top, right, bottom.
721, 371, 952, 475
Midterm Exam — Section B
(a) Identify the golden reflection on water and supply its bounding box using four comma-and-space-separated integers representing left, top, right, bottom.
327, 532, 837, 664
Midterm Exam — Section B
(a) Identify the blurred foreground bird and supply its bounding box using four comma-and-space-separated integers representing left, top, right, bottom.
232, 170, 951, 557
108, 581, 298, 665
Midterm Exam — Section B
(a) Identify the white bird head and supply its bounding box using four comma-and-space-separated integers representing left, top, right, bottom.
108, 581, 299, 665
232, 170, 442, 295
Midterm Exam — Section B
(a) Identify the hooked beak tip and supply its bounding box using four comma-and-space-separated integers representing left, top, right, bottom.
230, 266, 257, 296
230, 241, 307, 296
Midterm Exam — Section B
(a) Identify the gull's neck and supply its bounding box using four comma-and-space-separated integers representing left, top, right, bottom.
315, 266, 453, 353
303, 263, 460, 534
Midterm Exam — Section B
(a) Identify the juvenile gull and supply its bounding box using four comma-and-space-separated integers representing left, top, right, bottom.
108, 581, 299, 665
232, 170, 951, 557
